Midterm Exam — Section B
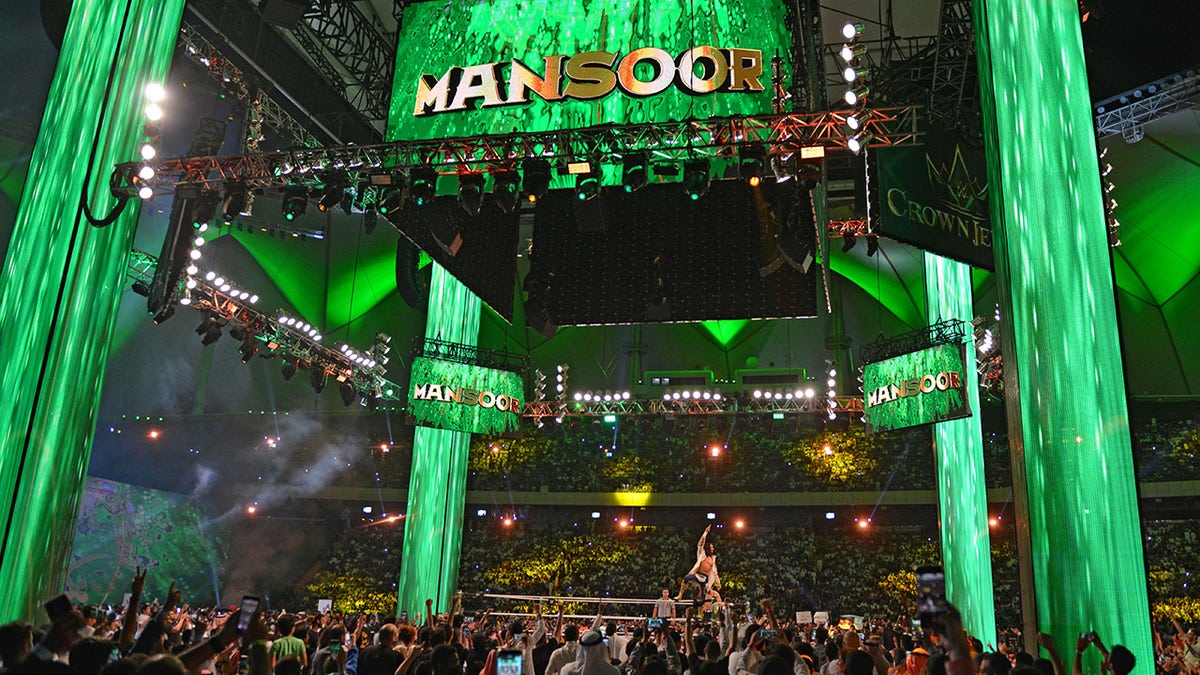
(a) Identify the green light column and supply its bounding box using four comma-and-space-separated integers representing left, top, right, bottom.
0, 0, 184, 620
923, 254, 996, 643
397, 264, 480, 616
973, 1, 1152, 669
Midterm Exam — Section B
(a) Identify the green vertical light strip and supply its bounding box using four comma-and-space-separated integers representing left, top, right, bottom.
397, 265, 481, 615
974, 1, 1152, 670
923, 253, 996, 642
0, 0, 184, 620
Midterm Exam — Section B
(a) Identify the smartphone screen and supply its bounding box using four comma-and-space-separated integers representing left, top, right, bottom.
45, 594, 72, 622
915, 566, 947, 625
236, 596, 260, 632
400, 611, 408, 623
497, 649, 523, 675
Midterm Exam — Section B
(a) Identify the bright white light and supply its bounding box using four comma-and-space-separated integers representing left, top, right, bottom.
842, 21, 861, 40
848, 136, 863, 153
753, 390, 762, 398
805, 388, 815, 398
843, 90, 858, 106
138, 186, 153, 200
198, 222, 209, 233
574, 392, 583, 401
144, 83, 166, 102
682, 391, 691, 399
825, 512, 835, 520
702, 392, 712, 400
145, 104, 163, 121
188, 249, 201, 260
476, 509, 487, 517
603, 394, 612, 401
663, 393, 671, 401
219, 284, 231, 293
672, 392, 680, 400
205, 271, 216, 281
138, 165, 155, 180
340, 344, 349, 353
140, 144, 156, 160
786, 393, 794, 400
622, 391, 631, 400
840, 44, 854, 62
843, 67, 857, 83
213, 276, 225, 286
313, 334, 321, 341
829, 368, 837, 377
180, 296, 191, 306
847, 114, 861, 131
249, 295, 259, 304
364, 506, 374, 514
706, 512, 716, 520
713, 393, 722, 400
186, 265, 198, 275
186, 278, 197, 289
691, 391, 701, 399
827, 378, 837, 387
194, 236, 205, 247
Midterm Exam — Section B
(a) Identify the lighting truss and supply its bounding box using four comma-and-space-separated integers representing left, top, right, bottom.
413, 337, 530, 373
859, 318, 968, 364
177, 22, 321, 148
522, 395, 864, 418
113, 108, 920, 198
129, 248, 397, 402
1093, 67, 1200, 141
827, 219, 873, 238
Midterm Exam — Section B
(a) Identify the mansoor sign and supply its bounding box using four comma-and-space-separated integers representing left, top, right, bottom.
408, 357, 524, 435
861, 342, 972, 433
414, 47, 764, 116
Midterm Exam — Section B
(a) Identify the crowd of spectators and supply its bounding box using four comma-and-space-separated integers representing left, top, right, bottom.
2, 567, 1194, 675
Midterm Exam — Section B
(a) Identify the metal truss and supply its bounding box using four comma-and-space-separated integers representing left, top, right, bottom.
823, 36, 938, 108
1093, 68, 1200, 141
413, 337, 530, 373
114, 108, 920, 198
828, 219, 873, 238
927, 0, 979, 140
860, 318, 968, 363
522, 395, 864, 419
284, 0, 394, 123
178, 22, 321, 148
126, 249, 158, 290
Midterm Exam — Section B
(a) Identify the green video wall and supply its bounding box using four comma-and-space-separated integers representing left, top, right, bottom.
862, 342, 971, 433
389, 0, 793, 141
409, 357, 524, 434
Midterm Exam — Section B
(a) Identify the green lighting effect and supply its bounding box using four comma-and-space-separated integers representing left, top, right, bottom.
409, 357, 523, 435
923, 253, 996, 641
861, 343, 970, 433
699, 320, 750, 347
603, 414, 618, 423
771, 412, 785, 420
0, 0, 183, 620
974, 1, 1152, 669
390, 0, 792, 142
397, 265, 482, 616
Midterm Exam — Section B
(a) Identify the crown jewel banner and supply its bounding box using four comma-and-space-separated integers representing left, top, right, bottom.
875, 136, 994, 270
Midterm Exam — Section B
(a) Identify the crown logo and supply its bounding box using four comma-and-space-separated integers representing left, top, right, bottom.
926, 145, 987, 216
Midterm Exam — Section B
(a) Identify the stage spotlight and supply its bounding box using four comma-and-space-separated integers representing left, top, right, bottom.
339, 381, 356, 407
281, 358, 298, 381
316, 181, 344, 212
842, 66, 869, 83
409, 166, 437, 206
846, 111, 870, 131
377, 186, 404, 216
239, 337, 259, 363
192, 191, 219, 227
221, 182, 247, 222
575, 172, 599, 201
492, 171, 521, 213
842, 21, 864, 40
842, 234, 857, 253
847, 133, 873, 154
844, 85, 870, 106
738, 147, 766, 186
523, 159, 551, 203
310, 365, 327, 393
683, 160, 710, 200
196, 316, 222, 346
282, 186, 308, 221
621, 153, 648, 193
866, 236, 879, 257
840, 43, 867, 63
457, 172, 484, 215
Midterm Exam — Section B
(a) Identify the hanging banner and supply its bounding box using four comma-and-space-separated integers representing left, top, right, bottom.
408, 357, 524, 435
862, 342, 972, 433
875, 136, 993, 270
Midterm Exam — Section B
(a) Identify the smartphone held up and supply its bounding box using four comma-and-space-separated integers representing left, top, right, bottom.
915, 566, 947, 630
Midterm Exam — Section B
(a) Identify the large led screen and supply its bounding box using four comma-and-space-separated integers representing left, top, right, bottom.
409, 357, 524, 434
389, 0, 794, 141
861, 342, 972, 433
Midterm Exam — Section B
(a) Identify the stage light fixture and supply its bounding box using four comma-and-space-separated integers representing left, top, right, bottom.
138, 186, 154, 200
866, 236, 879, 257
738, 147, 766, 186
842, 233, 857, 253
842, 21, 864, 39
193, 191, 219, 226
429, 211, 464, 256
282, 186, 308, 221
575, 172, 599, 201
239, 337, 259, 363
847, 133, 873, 154
316, 182, 344, 212
144, 82, 166, 102
409, 166, 437, 206
196, 315, 222, 346
457, 172, 484, 215
339, 381, 356, 407
840, 43, 867, 63
363, 208, 378, 234
523, 159, 551, 203
683, 160, 710, 200
492, 171, 521, 213
846, 111, 869, 131
843, 85, 870, 106
377, 186, 404, 215
621, 153, 648, 193
310, 366, 327, 393
138, 165, 155, 180
281, 358, 298, 381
